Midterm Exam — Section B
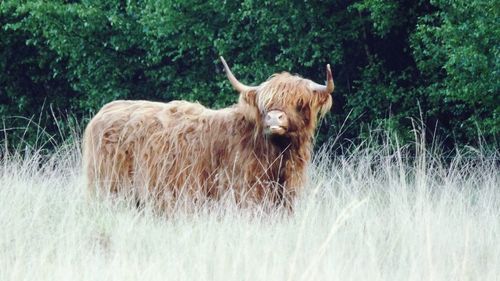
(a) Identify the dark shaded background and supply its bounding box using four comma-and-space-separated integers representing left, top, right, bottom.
1, 0, 498, 150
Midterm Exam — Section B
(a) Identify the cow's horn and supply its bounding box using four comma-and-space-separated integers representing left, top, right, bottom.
310, 64, 334, 94
220, 56, 257, 93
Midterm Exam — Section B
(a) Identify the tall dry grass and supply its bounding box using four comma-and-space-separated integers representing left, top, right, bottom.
0, 130, 499, 281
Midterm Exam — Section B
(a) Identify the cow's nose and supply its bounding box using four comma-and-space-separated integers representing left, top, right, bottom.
266, 111, 284, 121
265, 110, 288, 135
266, 111, 286, 122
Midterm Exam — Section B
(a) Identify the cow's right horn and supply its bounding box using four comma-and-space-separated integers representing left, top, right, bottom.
310, 64, 334, 94
220, 56, 258, 93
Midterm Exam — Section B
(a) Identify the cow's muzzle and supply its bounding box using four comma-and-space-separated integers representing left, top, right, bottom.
265, 110, 288, 136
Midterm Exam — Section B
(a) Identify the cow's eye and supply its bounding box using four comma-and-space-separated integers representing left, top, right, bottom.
296, 100, 303, 111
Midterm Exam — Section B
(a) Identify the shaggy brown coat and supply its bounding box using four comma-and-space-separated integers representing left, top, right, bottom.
83, 59, 333, 209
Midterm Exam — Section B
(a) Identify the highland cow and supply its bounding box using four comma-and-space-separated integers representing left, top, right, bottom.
82, 57, 334, 210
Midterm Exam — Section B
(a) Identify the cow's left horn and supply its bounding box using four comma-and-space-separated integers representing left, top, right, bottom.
220, 56, 258, 93
311, 64, 334, 94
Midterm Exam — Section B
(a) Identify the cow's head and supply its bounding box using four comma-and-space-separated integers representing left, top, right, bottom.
221, 57, 334, 140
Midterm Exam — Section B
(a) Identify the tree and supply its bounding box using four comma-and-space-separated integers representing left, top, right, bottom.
1, 0, 497, 150
412, 0, 499, 145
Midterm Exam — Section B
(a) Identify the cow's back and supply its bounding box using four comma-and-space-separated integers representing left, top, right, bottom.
82, 100, 213, 197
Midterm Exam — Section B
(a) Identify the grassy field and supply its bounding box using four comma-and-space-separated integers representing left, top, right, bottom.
1, 136, 499, 281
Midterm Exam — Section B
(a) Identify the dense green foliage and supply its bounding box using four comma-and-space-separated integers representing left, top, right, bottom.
1, 0, 498, 149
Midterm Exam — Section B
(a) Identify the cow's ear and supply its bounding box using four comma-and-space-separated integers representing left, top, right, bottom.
241, 89, 257, 107
315, 92, 332, 117
315, 92, 330, 105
